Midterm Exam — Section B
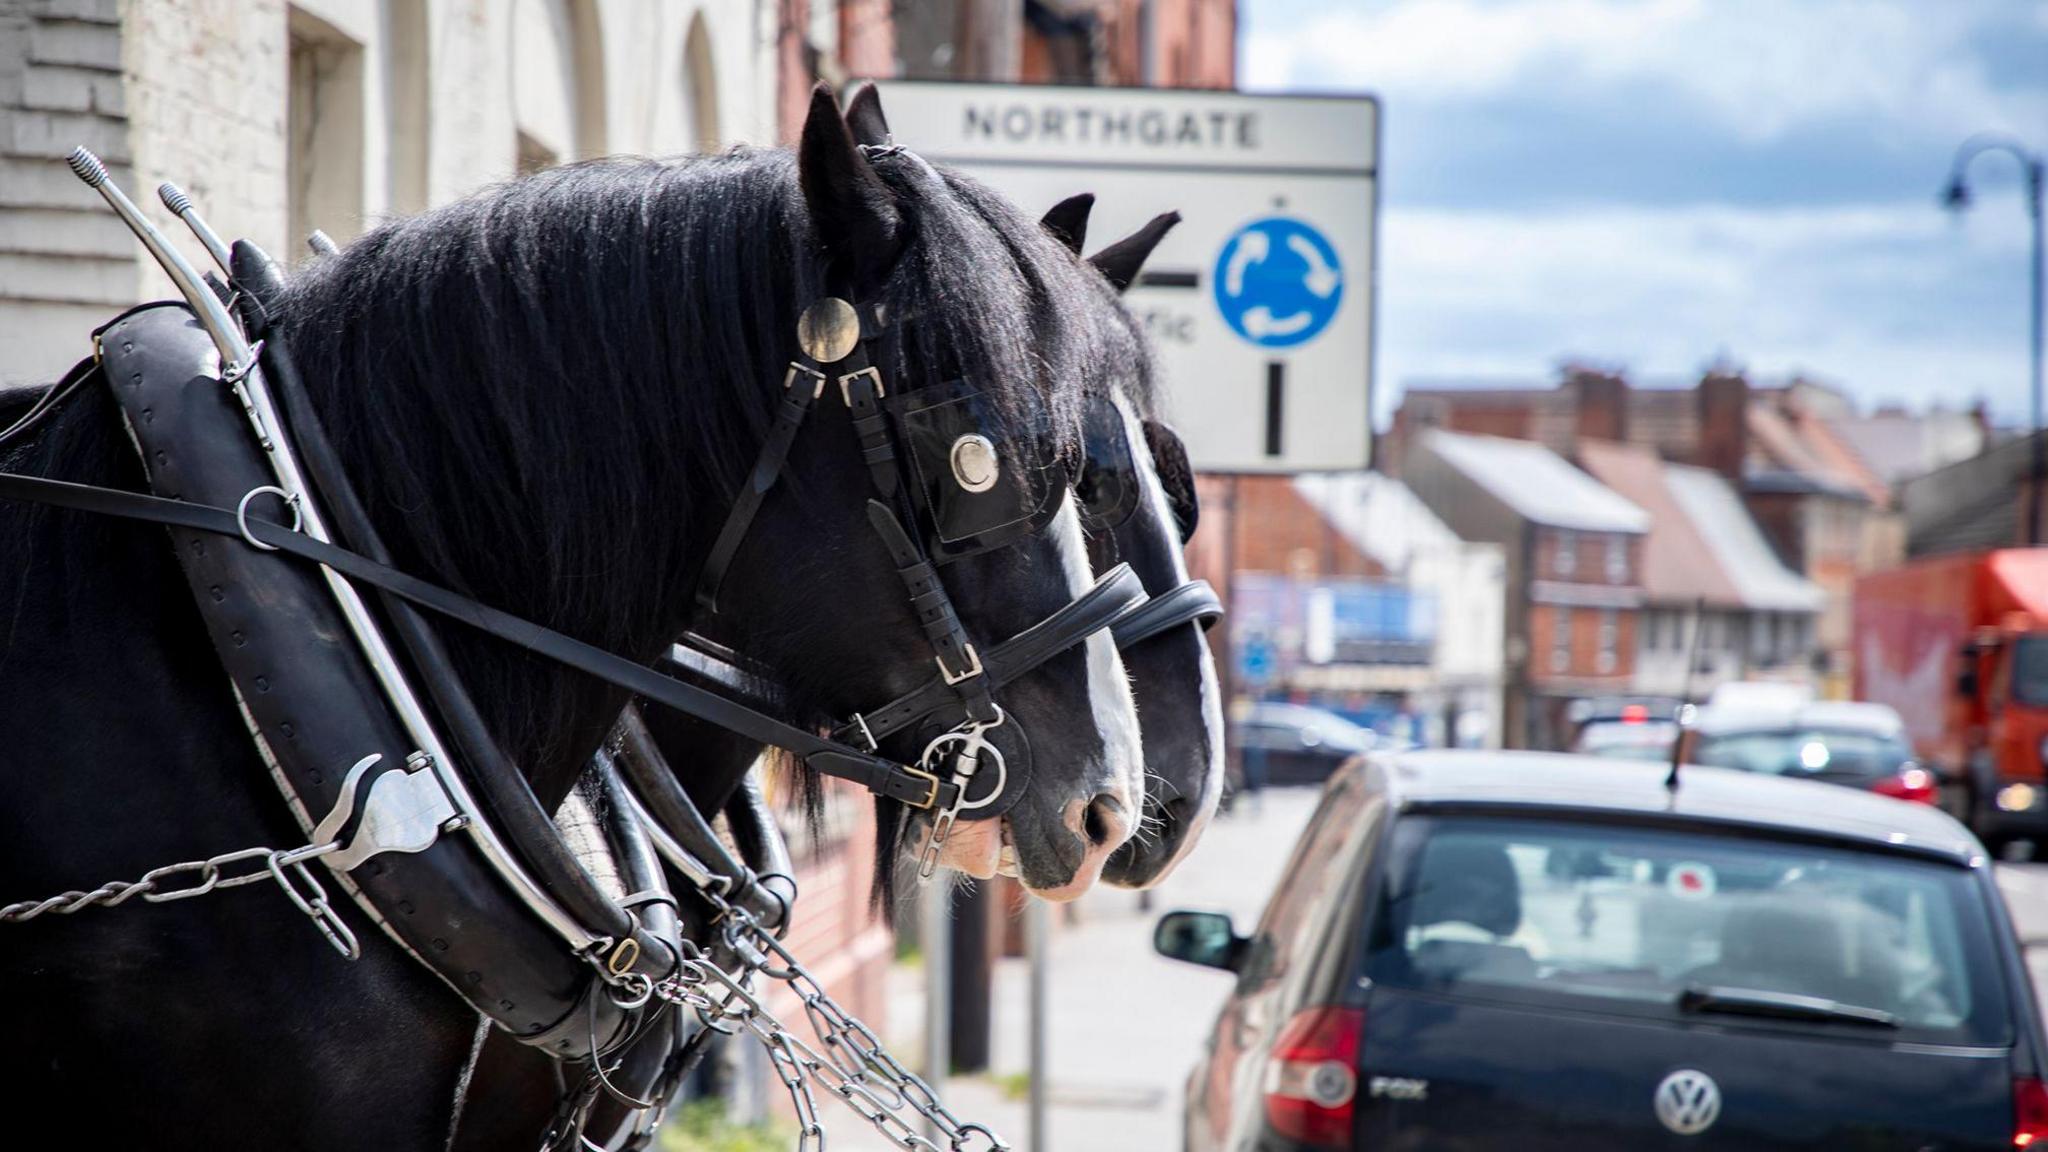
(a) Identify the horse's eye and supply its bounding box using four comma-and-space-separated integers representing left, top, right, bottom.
1073, 460, 1105, 509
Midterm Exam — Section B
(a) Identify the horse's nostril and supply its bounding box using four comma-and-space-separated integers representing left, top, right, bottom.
1083, 794, 1128, 848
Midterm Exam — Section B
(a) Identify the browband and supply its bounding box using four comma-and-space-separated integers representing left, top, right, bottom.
1110, 578, 1222, 649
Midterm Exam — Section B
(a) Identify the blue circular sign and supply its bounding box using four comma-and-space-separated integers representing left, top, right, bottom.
1212, 216, 1344, 349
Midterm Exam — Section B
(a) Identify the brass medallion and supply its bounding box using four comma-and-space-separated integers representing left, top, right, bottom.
796, 297, 861, 363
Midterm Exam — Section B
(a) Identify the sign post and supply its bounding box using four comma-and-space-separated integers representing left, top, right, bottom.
871, 82, 1379, 473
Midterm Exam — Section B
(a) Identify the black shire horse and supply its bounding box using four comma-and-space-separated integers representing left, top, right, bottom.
1046, 197, 1225, 889
0, 88, 1146, 1149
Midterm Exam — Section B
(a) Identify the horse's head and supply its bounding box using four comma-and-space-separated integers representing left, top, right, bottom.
703, 87, 1153, 900
1039, 197, 1226, 888
275, 85, 1150, 901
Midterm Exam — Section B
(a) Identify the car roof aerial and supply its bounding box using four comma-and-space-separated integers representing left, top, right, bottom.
1367, 750, 1977, 865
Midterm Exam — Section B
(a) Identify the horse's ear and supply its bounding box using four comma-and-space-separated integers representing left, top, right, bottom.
844, 81, 891, 148
1088, 211, 1180, 293
799, 83, 901, 285
1040, 193, 1094, 255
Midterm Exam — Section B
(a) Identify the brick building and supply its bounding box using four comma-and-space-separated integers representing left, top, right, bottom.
1383, 366, 1967, 696
1578, 440, 1823, 698
1402, 430, 1649, 749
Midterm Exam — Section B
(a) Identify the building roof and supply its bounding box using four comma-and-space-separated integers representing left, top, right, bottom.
1371, 750, 1978, 865
1291, 471, 1465, 572
1576, 441, 1739, 604
1579, 440, 1823, 613
1420, 429, 1650, 534
1664, 464, 1826, 612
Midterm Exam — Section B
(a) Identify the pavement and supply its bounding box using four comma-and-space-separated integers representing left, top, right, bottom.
834, 788, 1324, 1152
811, 791, 2048, 1152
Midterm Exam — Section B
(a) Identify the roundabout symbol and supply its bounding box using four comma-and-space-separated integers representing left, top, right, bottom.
1212, 216, 1343, 349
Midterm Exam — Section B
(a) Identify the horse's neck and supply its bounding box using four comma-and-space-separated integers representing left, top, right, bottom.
1, 387, 300, 861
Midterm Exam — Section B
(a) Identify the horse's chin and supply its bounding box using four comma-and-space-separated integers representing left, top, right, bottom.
927, 816, 1111, 903
932, 814, 1006, 879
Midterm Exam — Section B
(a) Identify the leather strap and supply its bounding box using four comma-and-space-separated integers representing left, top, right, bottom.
830, 562, 1147, 750
0, 470, 957, 811
695, 366, 823, 614
1110, 579, 1222, 649
864, 499, 998, 725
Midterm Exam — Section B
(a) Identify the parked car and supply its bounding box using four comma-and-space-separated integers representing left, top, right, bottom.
1232, 701, 1376, 786
1687, 699, 1936, 804
1157, 751, 2043, 1150
1562, 695, 1680, 751
1571, 715, 1680, 762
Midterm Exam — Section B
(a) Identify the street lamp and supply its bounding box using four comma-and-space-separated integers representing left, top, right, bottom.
1943, 133, 2045, 546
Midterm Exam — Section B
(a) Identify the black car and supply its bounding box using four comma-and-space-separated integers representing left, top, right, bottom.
1232, 701, 1378, 787
1156, 750, 2047, 1150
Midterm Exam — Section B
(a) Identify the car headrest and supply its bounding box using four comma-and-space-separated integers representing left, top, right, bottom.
1413, 839, 1522, 938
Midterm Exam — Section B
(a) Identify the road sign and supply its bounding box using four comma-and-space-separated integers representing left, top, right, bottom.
1215, 217, 1344, 349
870, 81, 1379, 473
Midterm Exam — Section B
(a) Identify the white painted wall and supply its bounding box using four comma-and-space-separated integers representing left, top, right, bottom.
1, 0, 781, 386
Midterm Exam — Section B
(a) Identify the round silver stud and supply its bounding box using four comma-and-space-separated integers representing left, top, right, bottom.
950, 434, 1000, 493
796, 297, 861, 363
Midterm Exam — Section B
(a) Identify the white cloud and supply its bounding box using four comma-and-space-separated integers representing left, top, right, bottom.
1377, 195, 2037, 421
1247, 0, 2045, 143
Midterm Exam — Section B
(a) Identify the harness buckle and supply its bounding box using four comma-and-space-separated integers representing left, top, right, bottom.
838, 365, 885, 407
937, 643, 983, 686
849, 712, 878, 753
899, 765, 942, 811
782, 362, 827, 399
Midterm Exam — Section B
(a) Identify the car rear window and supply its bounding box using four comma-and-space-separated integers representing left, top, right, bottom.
1692, 727, 1913, 779
1366, 816, 2011, 1045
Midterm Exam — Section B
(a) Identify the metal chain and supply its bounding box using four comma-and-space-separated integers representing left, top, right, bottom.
643, 903, 1010, 1152
0, 839, 359, 957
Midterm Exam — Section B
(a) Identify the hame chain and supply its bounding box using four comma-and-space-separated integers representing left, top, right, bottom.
638, 903, 1009, 1152
0, 839, 359, 957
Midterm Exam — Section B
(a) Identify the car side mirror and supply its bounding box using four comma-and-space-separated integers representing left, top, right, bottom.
1154, 910, 1246, 973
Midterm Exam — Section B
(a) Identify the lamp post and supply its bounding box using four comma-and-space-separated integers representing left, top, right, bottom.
1944, 134, 2045, 546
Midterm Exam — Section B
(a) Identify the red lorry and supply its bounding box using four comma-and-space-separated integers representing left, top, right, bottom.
1853, 549, 2048, 850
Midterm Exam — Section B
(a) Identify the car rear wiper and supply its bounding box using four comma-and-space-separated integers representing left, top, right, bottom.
1678, 984, 1900, 1029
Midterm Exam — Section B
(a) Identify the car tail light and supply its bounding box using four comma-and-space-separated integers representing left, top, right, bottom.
2016, 1077, 2048, 1146
1873, 767, 1937, 805
1263, 1006, 1364, 1147
1621, 704, 1649, 723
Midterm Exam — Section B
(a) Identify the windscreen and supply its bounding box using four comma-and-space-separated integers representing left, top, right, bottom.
1692, 727, 1913, 780
2012, 634, 2048, 708
1367, 817, 2009, 1043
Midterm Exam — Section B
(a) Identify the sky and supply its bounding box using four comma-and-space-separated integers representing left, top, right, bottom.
1238, 0, 2048, 428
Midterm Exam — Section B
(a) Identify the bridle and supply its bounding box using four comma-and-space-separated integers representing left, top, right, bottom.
685, 288, 1158, 870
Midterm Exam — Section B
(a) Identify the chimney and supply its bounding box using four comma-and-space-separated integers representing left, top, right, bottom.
1697, 369, 1749, 480
1569, 366, 1629, 447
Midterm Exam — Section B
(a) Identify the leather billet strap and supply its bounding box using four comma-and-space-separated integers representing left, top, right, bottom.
1110, 578, 1223, 649
0, 468, 958, 813
694, 364, 822, 614
828, 561, 1146, 751
863, 499, 998, 722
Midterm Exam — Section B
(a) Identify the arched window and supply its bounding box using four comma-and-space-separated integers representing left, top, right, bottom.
682, 11, 720, 154
511, 0, 605, 170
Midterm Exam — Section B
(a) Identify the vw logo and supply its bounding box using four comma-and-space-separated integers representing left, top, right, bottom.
1654, 1069, 1721, 1136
